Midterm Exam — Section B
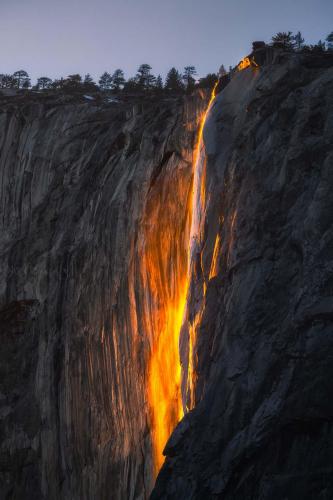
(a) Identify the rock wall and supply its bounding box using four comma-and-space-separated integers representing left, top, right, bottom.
152, 53, 333, 499
0, 92, 208, 499
1, 51, 333, 500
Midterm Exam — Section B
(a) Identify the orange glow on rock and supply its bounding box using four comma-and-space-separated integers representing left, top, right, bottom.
209, 234, 221, 280
144, 160, 192, 476
147, 84, 218, 476
237, 56, 252, 71
237, 56, 259, 72
148, 284, 187, 474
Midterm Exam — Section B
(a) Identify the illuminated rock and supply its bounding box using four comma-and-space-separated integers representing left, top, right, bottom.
0, 91, 209, 499
152, 51, 333, 499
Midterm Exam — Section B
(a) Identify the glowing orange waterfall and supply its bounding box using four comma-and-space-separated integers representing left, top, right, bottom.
145, 166, 191, 476
147, 84, 218, 475
147, 278, 187, 474
185, 83, 218, 411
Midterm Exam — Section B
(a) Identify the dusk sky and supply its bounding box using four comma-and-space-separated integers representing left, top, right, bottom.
1, 0, 332, 83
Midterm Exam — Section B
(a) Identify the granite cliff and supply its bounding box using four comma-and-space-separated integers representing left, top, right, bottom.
1, 49, 333, 500
153, 52, 333, 499
0, 89, 207, 499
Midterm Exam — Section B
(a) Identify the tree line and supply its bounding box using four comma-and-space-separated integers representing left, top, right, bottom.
0, 65, 218, 93
1, 31, 332, 94
270, 30, 333, 52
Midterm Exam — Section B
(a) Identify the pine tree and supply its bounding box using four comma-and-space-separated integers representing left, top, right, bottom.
293, 31, 305, 50
198, 73, 218, 89
84, 74, 94, 84
99, 72, 113, 91
37, 77, 53, 90
183, 66, 197, 90
12, 70, 30, 89
82, 74, 98, 92
271, 32, 294, 50
219, 65, 227, 77
136, 64, 156, 90
51, 78, 65, 90
66, 74, 82, 85
326, 32, 333, 50
111, 69, 125, 90
123, 78, 140, 93
316, 40, 326, 51
0, 74, 15, 88
22, 79, 31, 89
165, 68, 184, 92
155, 75, 163, 91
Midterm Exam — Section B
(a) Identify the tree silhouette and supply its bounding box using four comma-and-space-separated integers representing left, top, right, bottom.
293, 31, 305, 50
136, 64, 156, 90
99, 72, 112, 91
165, 68, 183, 92
155, 75, 163, 91
66, 74, 82, 86
37, 77, 53, 90
315, 40, 326, 52
123, 78, 140, 93
13, 70, 30, 89
326, 32, 333, 50
111, 69, 125, 90
84, 74, 94, 84
218, 65, 227, 77
0, 74, 15, 88
198, 73, 218, 89
183, 66, 197, 90
51, 78, 65, 90
271, 32, 294, 50
22, 79, 31, 89
82, 74, 98, 92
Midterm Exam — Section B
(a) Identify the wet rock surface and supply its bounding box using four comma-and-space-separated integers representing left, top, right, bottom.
0, 91, 207, 499
152, 54, 333, 499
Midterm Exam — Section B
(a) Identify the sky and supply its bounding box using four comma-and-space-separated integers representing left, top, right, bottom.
0, 0, 332, 84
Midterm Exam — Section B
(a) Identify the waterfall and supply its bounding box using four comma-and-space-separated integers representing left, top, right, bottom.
183, 83, 217, 411
146, 84, 217, 476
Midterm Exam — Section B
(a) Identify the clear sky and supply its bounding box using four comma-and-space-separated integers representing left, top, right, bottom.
1, 0, 332, 84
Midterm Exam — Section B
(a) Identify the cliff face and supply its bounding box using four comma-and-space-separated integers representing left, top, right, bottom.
1, 51, 333, 500
0, 91, 207, 499
153, 54, 333, 499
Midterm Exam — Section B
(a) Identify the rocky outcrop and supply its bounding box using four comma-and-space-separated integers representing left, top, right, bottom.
152, 53, 333, 498
0, 91, 208, 499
